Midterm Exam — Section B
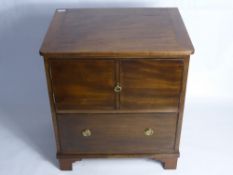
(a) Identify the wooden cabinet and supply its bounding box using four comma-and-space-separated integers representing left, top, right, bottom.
40, 8, 194, 171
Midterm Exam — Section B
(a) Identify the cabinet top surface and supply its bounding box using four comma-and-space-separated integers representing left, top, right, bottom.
40, 8, 194, 58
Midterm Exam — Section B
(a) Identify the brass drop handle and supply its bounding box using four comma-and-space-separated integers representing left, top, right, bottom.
82, 129, 91, 137
114, 83, 122, 93
144, 128, 154, 136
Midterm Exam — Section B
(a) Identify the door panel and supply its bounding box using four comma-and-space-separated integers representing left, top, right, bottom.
50, 60, 116, 111
120, 59, 183, 110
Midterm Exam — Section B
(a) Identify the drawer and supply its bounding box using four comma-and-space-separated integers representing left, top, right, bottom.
57, 113, 177, 154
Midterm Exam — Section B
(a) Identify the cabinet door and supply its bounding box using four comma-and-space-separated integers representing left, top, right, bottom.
50, 60, 116, 111
120, 59, 183, 111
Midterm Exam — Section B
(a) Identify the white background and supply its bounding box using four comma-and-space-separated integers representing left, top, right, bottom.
0, 0, 233, 175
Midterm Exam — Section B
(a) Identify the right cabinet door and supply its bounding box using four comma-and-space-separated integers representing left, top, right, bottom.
120, 59, 183, 111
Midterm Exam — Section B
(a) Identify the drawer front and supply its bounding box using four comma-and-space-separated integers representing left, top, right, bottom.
57, 113, 177, 154
120, 59, 183, 110
50, 60, 116, 111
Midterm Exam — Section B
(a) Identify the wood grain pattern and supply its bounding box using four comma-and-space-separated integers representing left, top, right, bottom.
49, 59, 116, 110
40, 8, 194, 170
57, 113, 177, 154
40, 8, 194, 58
175, 56, 190, 151
50, 59, 183, 112
120, 59, 183, 110
43, 58, 61, 152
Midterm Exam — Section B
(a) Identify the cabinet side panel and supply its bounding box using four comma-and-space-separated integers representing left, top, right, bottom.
43, 58, 61, 152
175, 56, 190, 151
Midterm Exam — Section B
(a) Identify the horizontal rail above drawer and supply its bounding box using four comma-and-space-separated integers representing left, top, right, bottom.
56, 108, 179, 114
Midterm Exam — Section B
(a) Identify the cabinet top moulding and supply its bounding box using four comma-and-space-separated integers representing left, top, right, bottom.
40, 8, 194, 59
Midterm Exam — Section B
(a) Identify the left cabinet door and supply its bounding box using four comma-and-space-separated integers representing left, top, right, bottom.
49, 59, 116, 111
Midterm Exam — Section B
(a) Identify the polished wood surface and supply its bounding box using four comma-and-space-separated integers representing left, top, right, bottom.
57, 113, 177, 154
40, 8, 194, 171
120, 59, 183, 110
40, 8, 194, 58
49, 59, 183, 112
43, 59, 61, 152
50, 59, 116, 110
175, 56, 190, 151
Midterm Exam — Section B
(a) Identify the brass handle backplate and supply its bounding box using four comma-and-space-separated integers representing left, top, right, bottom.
144, 128, 154, 136
114, 83, 122, 93
82, 129, 91, 137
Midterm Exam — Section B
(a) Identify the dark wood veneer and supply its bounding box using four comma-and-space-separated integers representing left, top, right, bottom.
40, 8, 194, 171
40, 8, 194, 58
50, 59, 116, 110
120, 59, 183, 110
57, 113, 177, 154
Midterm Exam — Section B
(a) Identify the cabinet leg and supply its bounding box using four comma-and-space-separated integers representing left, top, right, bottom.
161, 158, 178, 169
58, 159, 76, 170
